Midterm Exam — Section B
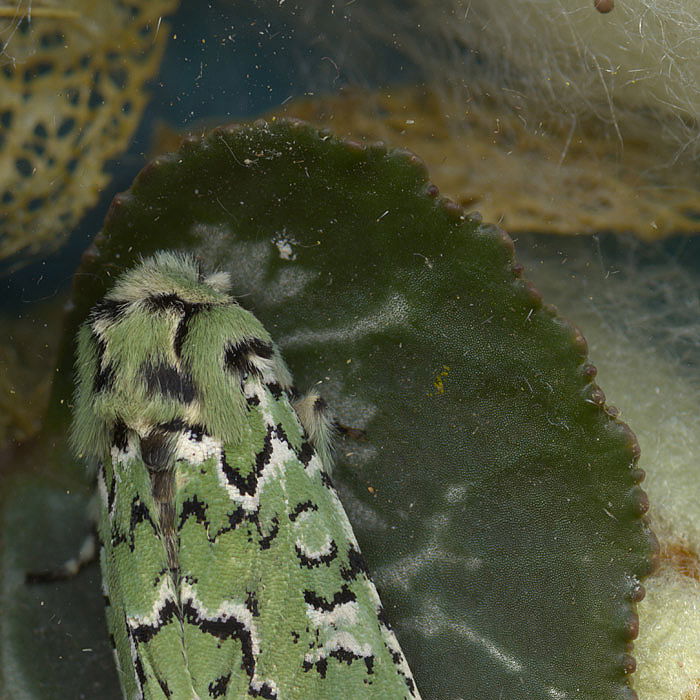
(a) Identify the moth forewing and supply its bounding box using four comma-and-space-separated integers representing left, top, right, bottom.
72, 251, 420, 699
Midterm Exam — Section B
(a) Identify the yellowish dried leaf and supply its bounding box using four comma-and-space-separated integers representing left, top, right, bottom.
263, 87, 700, 241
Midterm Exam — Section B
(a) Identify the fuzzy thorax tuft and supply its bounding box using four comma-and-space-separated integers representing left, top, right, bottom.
70, 251, 293, 460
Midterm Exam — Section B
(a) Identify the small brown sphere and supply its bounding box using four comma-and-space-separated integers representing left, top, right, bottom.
594, 0, 614, 13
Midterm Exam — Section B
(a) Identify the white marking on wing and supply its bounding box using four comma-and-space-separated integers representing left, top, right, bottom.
181, 583, 276, 696
125, 577, 175, 631
306, 600, 360, 629
173, 432, 220, 464
304, 631, 373, 665
180, 581, 260, 656
112, 437, 136, 467
295, 534, 335, 560
250, 679, 279, 698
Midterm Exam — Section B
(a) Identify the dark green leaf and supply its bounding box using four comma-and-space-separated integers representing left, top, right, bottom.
2, 121, 655, 699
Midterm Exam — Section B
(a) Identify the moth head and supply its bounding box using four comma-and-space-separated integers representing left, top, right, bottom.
105, 250, 233, 305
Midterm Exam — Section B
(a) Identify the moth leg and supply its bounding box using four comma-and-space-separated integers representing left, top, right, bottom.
293, 390, 336, 468
26, 491, 99, 584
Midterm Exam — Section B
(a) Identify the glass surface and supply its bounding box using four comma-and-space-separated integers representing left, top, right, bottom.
1, 2, 698, 699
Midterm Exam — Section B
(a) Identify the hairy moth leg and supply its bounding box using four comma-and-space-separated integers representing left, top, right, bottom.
294, 391, 369, 460
293, 391, 336, 468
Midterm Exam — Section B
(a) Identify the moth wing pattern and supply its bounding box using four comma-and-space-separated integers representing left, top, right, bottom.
72, 251, 420, 699
97, 436, 198, 699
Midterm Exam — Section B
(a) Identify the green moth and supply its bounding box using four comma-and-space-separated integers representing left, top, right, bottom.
70, 251, 420, 699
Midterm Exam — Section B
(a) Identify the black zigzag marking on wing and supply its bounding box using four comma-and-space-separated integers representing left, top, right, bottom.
295, 539, 338, 568
112, 419, 129, 452
273, 423, 291, 443
221, 423, 275, 496
142, 361, 197, 403
402, 668, 417, 695
221, 422, 323, 536
375, 601, 418, 696
381, 637, 418, 698
157, 678, 173, 697
250, 683, 278, 699
179, 495, 209, 529
303, 656, 329, 678
303, 584, 356, 611
339, 544, 370, 582
258, 516, 279, 550
130, 598, 180, 643
334, 648, 374, 675
134, 652, 147, 688
289, 500, 318, 522
245, 591, 260, 617
111, 497, 159, 551
129, 498, 159, 547
320, 470, 335, 490
249, 391, 319, 461
220, 455, 258, 497
223, 506, 249, 537
178, 497, 276, 549
103, 464, 118, 513
224, 338, 273, 378
376, 605, 392, 629
128, 612, 177, 699
266, 381, 284, 399
271, 421, 316, 469
302, 647, 375, 677
182, 600, 256, 678
296, 441, 315, 466
208, 674, 231, 698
